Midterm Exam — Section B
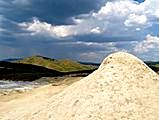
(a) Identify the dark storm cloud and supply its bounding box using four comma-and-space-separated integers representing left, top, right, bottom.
134, 0, 145, 3
0, 0, 106, 61
75, 34, 139, 43
1, 0, 105, 25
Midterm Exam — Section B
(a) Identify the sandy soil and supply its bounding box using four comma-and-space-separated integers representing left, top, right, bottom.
0, 77, 82, 120
1, 52, 159, 120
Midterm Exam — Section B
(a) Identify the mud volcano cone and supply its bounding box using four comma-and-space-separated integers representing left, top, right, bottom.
49, 52, 159, 120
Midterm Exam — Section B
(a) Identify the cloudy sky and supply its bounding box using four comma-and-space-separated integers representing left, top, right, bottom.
0, 0, 159, 62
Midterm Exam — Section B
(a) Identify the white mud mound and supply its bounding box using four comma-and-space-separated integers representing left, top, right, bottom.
1, 52, 159, 120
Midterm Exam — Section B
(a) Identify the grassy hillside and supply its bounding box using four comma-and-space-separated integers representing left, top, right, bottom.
15, 56, 96, 72
0, 61, 62, 81
0, 56, 97, 81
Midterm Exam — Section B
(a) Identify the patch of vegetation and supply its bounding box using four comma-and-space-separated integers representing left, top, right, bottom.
0, 56, 97, 81
15, 55, 96, 72
0, 61, 62, 81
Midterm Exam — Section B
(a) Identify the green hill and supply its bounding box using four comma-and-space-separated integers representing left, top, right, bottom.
0, 61, 62, 81
14, 56, 96, 72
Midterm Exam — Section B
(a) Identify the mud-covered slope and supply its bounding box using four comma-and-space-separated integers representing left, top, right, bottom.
1, 52, 159, 120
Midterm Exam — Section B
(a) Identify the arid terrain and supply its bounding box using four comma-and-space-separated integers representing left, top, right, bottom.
0, 52, 159, 120
0, 77, 83, 119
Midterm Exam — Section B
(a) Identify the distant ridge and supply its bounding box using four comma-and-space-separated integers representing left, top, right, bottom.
0, 56, 97, 81
1, 58, 22, 62
79, 62, 100, 67
15, 55, 96, 72
0, 61, 62, 81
